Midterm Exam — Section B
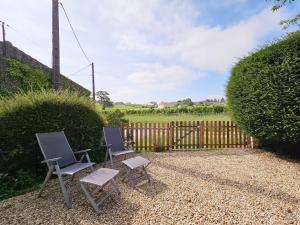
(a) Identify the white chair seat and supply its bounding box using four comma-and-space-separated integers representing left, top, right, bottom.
80, 168, 119, 187
53, 162, 95, 175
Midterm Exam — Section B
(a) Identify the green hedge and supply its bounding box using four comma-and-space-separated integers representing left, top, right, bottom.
102, 104, 227, 115
0, 90, 105, 178
227, 31, 300, 153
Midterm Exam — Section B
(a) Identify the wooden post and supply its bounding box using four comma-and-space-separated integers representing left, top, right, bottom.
1, 22, 6, 57
91, 62, 95, 101
52, 0, 60, 90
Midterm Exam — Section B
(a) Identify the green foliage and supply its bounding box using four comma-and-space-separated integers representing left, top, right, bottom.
102, 104, 227, 115
105, 109, 129, 126
96, 90, 113, 110
0, 90, 105, 180
6, 59, 51, 92
270, 0, 299, 29
227, 31, 300, 152
176, 98, 194, 107
0, 170, 40, 200
1, 59, 90, 97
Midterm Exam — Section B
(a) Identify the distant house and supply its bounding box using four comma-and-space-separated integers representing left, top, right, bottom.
157, 101, 176, 109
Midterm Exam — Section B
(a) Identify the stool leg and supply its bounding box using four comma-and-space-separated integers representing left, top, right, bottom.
81, 183, 101, 214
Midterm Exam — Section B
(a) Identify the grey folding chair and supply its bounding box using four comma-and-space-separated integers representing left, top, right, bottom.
36, 131, 95, 208
103, 127, 134, 168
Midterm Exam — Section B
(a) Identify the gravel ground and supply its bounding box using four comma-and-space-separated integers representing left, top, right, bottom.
1, 149, 300, 225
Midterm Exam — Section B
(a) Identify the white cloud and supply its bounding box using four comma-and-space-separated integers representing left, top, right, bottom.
95, 2, 287, 73
128, 64, 203, 90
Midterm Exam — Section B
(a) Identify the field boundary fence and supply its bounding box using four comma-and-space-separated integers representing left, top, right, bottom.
120, 121, 253, 151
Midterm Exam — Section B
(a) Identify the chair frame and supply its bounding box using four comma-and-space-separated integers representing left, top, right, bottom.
36, 132, 95, 208
103, 127, 135, 168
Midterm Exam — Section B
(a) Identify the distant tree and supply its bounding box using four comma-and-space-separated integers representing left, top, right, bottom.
220, 97, 225, 103
96, 91, 113, 110
150, 101, 158, 108
177, 98, 194, 107
114, 101, 125, 105
270, 0, 299, 28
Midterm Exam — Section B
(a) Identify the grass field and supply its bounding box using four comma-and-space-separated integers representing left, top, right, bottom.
125, 113, 231, 123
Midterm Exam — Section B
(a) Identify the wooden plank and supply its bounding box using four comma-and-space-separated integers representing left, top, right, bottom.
179, 121, 183, 149
176, 121, 179, 150
222, 121, 225, 148
144, 123, 148, 150
205, 121, 209, 148
170, 122, 174, 150
139, 123, 143, 150
126, 123, 130, 146
166, 123, 170, 150
235, 122, 238, 148
135, 123, 139, 151
153, 123, 157, 147
157, 123, 160, 146
214, 121, 217, 149
184, 121, 187, 149
239, 127, 242, 148
231, 121, 234, 147
149, 123, 152, 149
192, 121, 196, 149
227, 121, 230, 148
196, 121, 200, 148
161, 123, 165, 149
219, 121, 222, 148
200, 121, 204, 148
210, 122, 213, 148
187, 121, 191, 149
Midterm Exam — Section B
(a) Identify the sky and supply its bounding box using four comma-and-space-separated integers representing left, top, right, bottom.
0, 0, 299, 103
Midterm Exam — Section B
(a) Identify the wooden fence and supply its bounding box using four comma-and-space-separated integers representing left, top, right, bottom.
121, 121, 252, 151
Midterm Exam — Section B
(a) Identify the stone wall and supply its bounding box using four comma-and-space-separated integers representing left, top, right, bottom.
0, 41, 90, 94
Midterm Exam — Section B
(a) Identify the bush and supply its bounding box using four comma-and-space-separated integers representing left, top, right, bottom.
227, 31, 300, 153
105, 109, 129, 126
0, 90, 105, 179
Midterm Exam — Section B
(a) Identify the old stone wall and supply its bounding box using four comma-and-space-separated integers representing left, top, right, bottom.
0, 41, 90, 94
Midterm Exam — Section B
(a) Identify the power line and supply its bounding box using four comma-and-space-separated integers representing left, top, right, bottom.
59, 2, 92, 64
67, 63, 91, 77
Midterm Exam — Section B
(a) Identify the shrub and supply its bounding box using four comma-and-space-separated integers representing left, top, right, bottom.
227, 31, 300, 153
105, 109, 129, 127
0, 90, 105, 178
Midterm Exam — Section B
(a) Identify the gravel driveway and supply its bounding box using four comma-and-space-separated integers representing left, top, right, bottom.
1, 149, 299, 225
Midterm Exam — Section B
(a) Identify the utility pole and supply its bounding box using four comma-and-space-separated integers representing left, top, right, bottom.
91, 62, 95, 101
1, 21, 6, 57
52, 0, 60, 90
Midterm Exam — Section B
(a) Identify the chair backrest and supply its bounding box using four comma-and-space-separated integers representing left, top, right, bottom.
103, 127, 124, 152
36, 131, 76, 168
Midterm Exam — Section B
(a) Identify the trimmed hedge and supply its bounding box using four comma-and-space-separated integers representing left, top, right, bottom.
0, 90, 105, 178
227, 31, 300, 152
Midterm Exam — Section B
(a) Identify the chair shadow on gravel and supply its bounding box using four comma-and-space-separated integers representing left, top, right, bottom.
155, 161, 299, 205
134, 175, 168, 198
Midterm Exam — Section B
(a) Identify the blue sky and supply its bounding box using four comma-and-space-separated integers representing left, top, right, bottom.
0, 0, 299, 103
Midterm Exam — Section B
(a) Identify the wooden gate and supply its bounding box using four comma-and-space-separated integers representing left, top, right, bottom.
121, 121, 251, 151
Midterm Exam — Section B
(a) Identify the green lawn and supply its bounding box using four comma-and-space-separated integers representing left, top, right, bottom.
125, 113, 231, 123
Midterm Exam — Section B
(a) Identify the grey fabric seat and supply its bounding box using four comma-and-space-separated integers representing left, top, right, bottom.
103, 127, 134, 168
53, 162, 95, 176
36, 131, 95, 208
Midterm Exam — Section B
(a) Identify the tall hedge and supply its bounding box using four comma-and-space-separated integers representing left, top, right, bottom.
0, 90, 105, 177
227, 31, 300, 152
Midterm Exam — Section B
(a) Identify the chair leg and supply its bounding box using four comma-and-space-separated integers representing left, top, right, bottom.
111, 179, 120, 194
104, 150, 108, 168
81, 183, 101, 214
143, 166, 151, 183
38, 165, 54, 197
55, 164, 72, 209
108, 150, 114, 169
